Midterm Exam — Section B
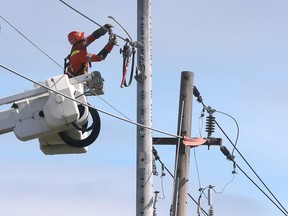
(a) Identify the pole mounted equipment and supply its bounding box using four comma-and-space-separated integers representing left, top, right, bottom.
108, 16, 141, 88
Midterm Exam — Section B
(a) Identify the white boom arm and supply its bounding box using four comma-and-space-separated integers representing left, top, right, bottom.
0, 72, 103, 155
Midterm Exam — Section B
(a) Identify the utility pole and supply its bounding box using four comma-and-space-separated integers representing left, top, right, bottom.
172, 71, 194, 216
153, 71, 222, 215
136, 0, 153, 216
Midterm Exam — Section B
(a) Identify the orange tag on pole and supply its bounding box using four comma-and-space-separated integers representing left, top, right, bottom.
182, 136, 207, 147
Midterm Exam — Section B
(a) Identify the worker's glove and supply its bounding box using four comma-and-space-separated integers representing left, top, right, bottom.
103, 24, 113, 30
93, 24, 113, 39
109, 33, 118, 45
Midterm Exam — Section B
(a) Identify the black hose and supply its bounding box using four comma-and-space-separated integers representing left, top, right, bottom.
59, 107, 101, 148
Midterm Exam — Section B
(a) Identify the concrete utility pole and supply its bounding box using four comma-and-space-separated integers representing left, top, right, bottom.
136, 0, 153, 216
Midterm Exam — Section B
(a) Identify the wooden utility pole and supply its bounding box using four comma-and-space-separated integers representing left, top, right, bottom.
172, 71, 194, 216
153, 71, 221, 215
136, 0, 153, 215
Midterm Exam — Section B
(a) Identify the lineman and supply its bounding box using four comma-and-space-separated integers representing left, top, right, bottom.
65, 24, 117, 78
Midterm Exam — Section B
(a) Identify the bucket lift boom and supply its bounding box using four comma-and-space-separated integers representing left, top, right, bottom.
0, 72, 103, 155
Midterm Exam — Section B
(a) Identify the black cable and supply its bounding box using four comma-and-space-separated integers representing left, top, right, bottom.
59, 0, 103, 29
59, 0, 127, 42
193, 148, 203, 189
216, 120, 288, 215
0, 16, 63, 69
215, 110, 239, 155
0, 15, 137, 122
236, 164, 288, 216
152, 147, 209, 216
193, 85, 288, 215
0, 64, 183, 139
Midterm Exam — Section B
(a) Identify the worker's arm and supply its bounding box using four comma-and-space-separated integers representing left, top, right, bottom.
97, 42, 114, 60
86, 42, 114, 62
86, 24, 113, 47
87, 53, 104, 62
87, 33, 116, 61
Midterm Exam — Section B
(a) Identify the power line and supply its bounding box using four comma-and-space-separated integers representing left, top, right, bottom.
59, 0, 127, 42
0, 16, 63, 69
0, 64, 190, 216
152, 147, 209, 216
216, 120, 288, 215
0, 15, 134, 122
236, 164, 288, 216
193, 86, 287, 215
0, 64, 182, 139
2, 10, 286, 213
193, 148, 202, 189
215, 110, 239, 156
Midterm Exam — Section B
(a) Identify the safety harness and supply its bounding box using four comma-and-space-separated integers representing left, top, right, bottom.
64, 49, 91, 77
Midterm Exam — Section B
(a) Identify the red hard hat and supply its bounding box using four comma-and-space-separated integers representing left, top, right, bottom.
68, 31, 84, 45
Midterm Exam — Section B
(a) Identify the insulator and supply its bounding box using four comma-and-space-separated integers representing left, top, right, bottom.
209, 206, 214, 216
205, 115, 215, 136
220, 146, 230, 158
220, 146, 235, 161
152, 147, 160, 160
193, 86, 200, 97
152, 158, 158, 176
208, 187, 212, 206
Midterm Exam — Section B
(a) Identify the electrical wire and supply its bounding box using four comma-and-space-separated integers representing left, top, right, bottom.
3, 11, 285, 213
212, 174, 235, 194
5, 5, 283, 215
198, 108, 205, 137
170, 100, 185, 216
152, 146, 209, 216
197, 109, 236, 194
159, 171, 166, 200
193, 148, 202, 189
193, 85, 287, 215
236, 164, 288, 216
0, 15, 133, 122
197, 185, 211, 216
0, 15, 63, 69
59, 0, 127, 42
0, 64, 182, 139
215, 120, 288, 215
215, 110, 239, 155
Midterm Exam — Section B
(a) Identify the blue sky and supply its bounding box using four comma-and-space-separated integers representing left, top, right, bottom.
1, 0, 288, 215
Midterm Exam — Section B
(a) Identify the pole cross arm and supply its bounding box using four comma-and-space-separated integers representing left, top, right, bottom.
152, 137, 222, 147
